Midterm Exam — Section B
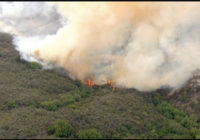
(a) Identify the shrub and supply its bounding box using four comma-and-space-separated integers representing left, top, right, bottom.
186, 87, 193, 93
54, 120, 73, 138
74, 94, 81, 102
181, 116, 197, 129
151, 119, 190, 138
152, 92, 167, 106
28, 102, 37, 109
7, 100, 17, 109
157, 101, 186, 120
67, 104, 77, 109
75, 79, 82, 87
196, 86, 200, 92
27, 62, 42, 69
80, 86, 93, 98
59, 94, 76, 105
155, 100, 200, 138
40, 100, 62, 111
195, 134, 200, 139
52, 99, 64, 107
181, 95, 190, 103
59, 91, 81, 106
47, 126, 55, 135
190, 128, 200, 139
77, 129, 102, 139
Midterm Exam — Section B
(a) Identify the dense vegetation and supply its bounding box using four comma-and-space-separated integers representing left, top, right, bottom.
151, 93, 200, 139
0, 32, 199, 139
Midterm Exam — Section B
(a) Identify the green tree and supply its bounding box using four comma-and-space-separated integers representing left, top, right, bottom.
40, 100, 62, 111
77, 129, 102, 139
27, 62, 42, 69
54, 120, 73, 138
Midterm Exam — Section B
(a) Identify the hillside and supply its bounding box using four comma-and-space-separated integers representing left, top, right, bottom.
0, 32, 199, 139
168, 71, 200, 117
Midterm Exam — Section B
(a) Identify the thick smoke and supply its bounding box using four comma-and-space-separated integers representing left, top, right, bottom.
0, 2, 62, 36
1, 2, 200, 91
0, 2, 62, 64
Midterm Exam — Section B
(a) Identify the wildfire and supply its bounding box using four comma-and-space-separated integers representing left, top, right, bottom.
87, 79, 94, 86
107, 80, 112, 87
107, 80, 116, 91
87, 79, 115, 90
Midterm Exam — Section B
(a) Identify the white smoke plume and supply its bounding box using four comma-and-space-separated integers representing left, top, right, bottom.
1, 2, 200, 91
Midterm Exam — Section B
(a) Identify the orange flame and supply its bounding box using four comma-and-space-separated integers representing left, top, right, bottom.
107, 80, 116, 91
87, 79, 94, 86
107, 80, 112, 87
